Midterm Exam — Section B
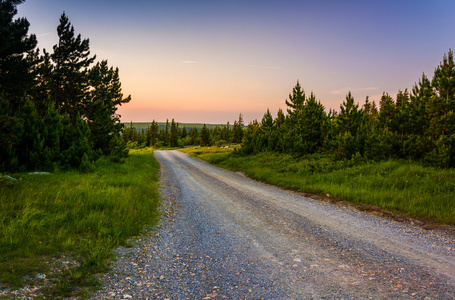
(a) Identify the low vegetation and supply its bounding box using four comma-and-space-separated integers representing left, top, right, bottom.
0, 149, 161, 298
181, 147, 455, 225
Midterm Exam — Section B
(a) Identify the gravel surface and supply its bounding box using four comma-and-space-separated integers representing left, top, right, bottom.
92, 150, 455, 299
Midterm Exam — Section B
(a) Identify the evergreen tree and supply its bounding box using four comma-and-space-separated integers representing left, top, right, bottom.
275, 108, 285, 128
232, 113, 244, 143
285, 80, 305, 119
86, 60, 131, 154
30, 51, 55, 117
296, 92, 328, 154
336, 91, 363, 136
241, 120, 260, 154
378, 92, 396, 134
256, 109, 274, 151
62, 114, 92, 168
428, 50, 455, 138
16, 98, 43, 169
181, 126, 187, 139
169, 119, 179, 147
162, 119, 169, 145
226, 121, 231, 142
261, 108, 274, 129
395, 89, 410, 144
271, 108, 287, 152
0, 0, 37, 171
189, 127, 198, 145
409, 74, 433, 136
0, 0, 37, 110
396, 89, 409, 108
149, 120, 159, 146
220, 124, 229, 142
0, 93, 21, 171
108, 133, 128, 163
200, 124, 210, 146
50, 13, 95, 124
432, 49, 455, 104
42, 102, 62, 167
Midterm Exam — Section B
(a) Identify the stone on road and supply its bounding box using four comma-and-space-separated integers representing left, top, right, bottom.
93, 150, 455, 299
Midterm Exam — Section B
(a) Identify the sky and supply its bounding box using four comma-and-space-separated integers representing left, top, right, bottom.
17, 0, 455, 124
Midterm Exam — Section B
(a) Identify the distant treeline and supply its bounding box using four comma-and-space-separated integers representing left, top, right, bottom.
0, 1, 130, 172
122, 117, 245, 148
241, 50, 455, 168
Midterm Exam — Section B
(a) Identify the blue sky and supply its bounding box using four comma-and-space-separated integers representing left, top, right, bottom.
17, 0, 455, 123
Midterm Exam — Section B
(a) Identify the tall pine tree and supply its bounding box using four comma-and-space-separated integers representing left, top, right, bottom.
50, 12, 95, 124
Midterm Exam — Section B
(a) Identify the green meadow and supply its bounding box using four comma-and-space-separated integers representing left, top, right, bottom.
0, 149, 160, 298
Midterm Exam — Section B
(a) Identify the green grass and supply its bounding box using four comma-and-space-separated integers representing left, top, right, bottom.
181, 149, 455, 225
0, 148, 161, 298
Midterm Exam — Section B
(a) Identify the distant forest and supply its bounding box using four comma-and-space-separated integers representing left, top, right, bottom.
122, 117, 245, 148
124, 50, 455, 168
0, 1, 130, 172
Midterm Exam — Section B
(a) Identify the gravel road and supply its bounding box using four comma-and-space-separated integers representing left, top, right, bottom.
93, 150, 455, 299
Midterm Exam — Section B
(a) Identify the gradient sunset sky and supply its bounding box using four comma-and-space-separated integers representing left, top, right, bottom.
17, 0, 455, 124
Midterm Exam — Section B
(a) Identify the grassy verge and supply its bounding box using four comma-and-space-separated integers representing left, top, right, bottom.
180, 148, 455, 225
0, 148, 161, 298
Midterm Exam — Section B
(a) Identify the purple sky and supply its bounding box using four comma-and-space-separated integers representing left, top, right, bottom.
17, 0, 455, 124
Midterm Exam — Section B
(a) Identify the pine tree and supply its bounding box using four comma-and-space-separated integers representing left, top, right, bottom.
86, 60, 131, 154
261, 108, 273, 129
432, 49, 455, 104
0, 93, 22, 171
395, 89, 410, 144
15, 98, 45, 170
428, 50, 455, 138
396, 89, 409, 108
30, 50, 54, 116
297, 92, 328, 154
62, 114, 92, 168
50, 13, 95, 124
0, 0, 38, 171
169, 119, 179, 147
410, 73, 432, 136
275, 108, 285, 128
271, 108, 287, 152
108, 133, 128, 163
241, 120, 260, 154
336, 91, 363, 136
378, 92, 396, 134
42, 102, 62, 167
181, 126, 187, 139
285, 80, 305, 118
189, 127, 198, 145
200, 124, 210, 146
333, 92, 363, 158
149, 121, 159, 146
0, 0, 37, 111
232, 113, 244, 143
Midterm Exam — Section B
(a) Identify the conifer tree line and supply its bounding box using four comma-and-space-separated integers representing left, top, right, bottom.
122, 115, 245, 148
0, 0, 130, 172
241, 50, 455, 168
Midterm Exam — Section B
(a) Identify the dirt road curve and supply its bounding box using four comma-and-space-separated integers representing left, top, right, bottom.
94, 150, 455, 299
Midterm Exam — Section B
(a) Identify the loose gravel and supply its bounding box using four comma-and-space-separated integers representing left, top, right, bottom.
92, 150, 455, 299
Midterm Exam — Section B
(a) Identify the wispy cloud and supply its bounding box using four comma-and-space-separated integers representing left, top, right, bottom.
37, 32, 53, 38
331, 87, 378, 95
244, 64, 282, 70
